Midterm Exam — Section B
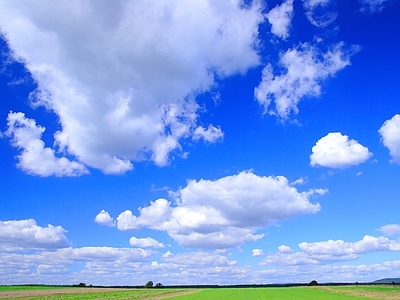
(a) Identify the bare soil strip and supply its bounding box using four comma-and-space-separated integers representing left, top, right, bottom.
0, 288, 200, 299
0, 288, 126, 299
315, 286, 400, 300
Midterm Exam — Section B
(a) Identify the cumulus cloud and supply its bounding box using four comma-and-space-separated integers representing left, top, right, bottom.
129, 236, 165, 248
303, 0, 337, 27
58, 246, 152, 262
252, 249, 264, 257
1, 224, 400, 285
0, 1, 264, 174
299, 235, 400, 255
105, 171, 325, 249
262, 234, 400, 266
378, 224, 400, 236
255, 42, 356, 119
0, 219, 70, 251
94, 210, 116, 227
278, 245, 293, 253
0, 245, 152, 284
257, 259, 400, 284
358, 0, 389, 12
379, 114, 400, 164
3, 112, 88, 177
310, 132, 372, 168
266, 0, 294, 39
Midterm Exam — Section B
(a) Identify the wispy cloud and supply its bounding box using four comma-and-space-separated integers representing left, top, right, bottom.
252, 248, 264, 257
303, 0, 337, 27
358, 0, 389, 12
377, 224, 400, 236
255, 42, 357, 119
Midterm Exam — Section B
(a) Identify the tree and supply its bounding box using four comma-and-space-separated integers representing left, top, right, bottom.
309, 280, 318, 286
145, 281, 154, 288
155, 282, 163, 288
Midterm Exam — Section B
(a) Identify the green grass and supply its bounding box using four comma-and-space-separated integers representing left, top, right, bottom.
1, 285, 398, 299
168, 287, 378, 299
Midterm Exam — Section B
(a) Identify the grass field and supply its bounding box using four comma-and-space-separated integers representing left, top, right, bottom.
0, 285, 399, 299
168, 286, 384, 299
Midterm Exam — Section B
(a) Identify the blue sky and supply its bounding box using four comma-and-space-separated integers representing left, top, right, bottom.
1, 0, 400, 286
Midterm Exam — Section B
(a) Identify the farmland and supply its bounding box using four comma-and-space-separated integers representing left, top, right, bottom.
0, 285, 399, 299
168, 286, 400, 300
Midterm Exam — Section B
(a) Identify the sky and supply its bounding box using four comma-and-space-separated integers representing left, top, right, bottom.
0, 0, 400, 286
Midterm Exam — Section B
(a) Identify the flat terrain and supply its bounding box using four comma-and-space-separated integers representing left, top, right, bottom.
168, 286, 400, 299
0, 285, 399, 299
0, 287, 199, 299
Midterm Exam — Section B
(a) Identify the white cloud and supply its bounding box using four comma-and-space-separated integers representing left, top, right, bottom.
255, 42, 355, 119
278, 245, 293, 253
252, 248, 264, 257
129, 236, 165, 248
116, 210, 140, 231
303, 0, 337, 27
161, 251, 236, 268
170, 228, 264, 250
266, 0, 294, 40
358, 0, 389, 12
310, 132, 372, 168
0, 245, 153, 285
60, 247, 152, 262
193, 125, 224, 143
291, 177, 306, 186
378, 224, 400, 236
1, 222, 400, 285
379, 114, 400, 164
0, 1, 264, 174
257, 260, 400, 284
262, 234, 400, 266
107, 171, 324, 249
3, 112, 88, 177
299, 235, 400, 255
0, 219, 70, 251
162, 251, 173, 258
116, 199, 173, 231
94, 210, 116, 227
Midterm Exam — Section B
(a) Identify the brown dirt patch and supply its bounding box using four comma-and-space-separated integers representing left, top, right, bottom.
315, 286, 400, 300
0, 288, 200, 299
0, 288, 126, 299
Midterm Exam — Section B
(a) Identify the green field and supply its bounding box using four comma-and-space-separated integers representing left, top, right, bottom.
169, 287, 374, 299
0, 285, 399, 299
